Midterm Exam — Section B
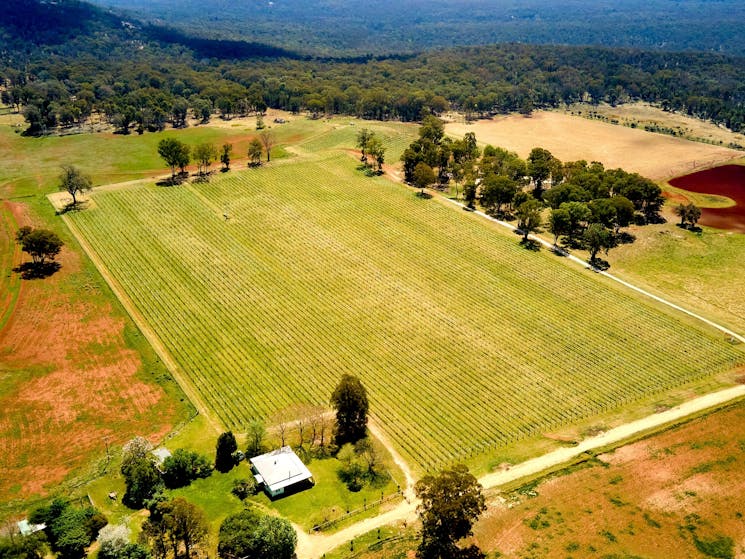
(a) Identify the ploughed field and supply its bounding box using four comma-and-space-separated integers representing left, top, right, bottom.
65, 128, 743, 471
669, 164, 745, 233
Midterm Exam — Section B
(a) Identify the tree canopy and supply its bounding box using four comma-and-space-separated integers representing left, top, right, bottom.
415, 464, 486, 559
29, 498, 106, 559
58, 165, 92, 207
15, 226, 63, 266
157, 138, 191, 178
330, 374, 369, 445
215, 431, 238, 472
218, 508, 296, 559
121, 436, 161, 508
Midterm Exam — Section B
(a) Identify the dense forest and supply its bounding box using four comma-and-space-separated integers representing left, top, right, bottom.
90, 0, 745, 57
2, 0, 745, 136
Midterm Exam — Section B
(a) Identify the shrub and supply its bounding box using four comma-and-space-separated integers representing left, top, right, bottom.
162, 449, 213, 488
231, 478, 258, 500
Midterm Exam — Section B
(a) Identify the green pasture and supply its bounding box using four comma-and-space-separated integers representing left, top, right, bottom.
612, 222, 745, 335
0, 204, 21, 330
65, 127, 745, 474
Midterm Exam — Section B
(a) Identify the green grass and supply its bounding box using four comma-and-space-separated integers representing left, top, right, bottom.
0, 121, 290, 200
323, 525, 418, 559
612, 221, 745, 334
64, 125, 745, 474
0, 204, 21, 330
247, 454, 402, 531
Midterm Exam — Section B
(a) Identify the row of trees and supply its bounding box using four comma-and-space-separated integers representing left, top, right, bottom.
157, 132, 275, 180
401, 118, 669, 263
355, 129, 387, 173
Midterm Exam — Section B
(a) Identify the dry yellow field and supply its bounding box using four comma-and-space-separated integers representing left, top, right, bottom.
563, 102, 745, 148
445, 111, 741, 180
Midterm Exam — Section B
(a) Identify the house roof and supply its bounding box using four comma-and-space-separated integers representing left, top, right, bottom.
151, 447, 172, 465
249, 446, 313, 492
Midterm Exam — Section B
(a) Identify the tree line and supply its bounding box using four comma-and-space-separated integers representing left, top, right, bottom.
2, 1, 745, 136
400, 117, 681, 264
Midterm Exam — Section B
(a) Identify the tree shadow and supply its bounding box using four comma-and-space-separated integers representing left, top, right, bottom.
56, 200, 88, 215
13, 261, 61, 279
191, 174, 211, 184
645, 212, 667, 225
415, 191, 432, 199
156, 176, 186, 187
615, 231, 636, 244
588, 258, 610, 271
550, 244, 568, 257
676, 223, 702, 234
519, 238, 541, 252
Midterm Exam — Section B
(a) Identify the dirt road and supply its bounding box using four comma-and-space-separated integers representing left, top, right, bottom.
296, 384, 745, 558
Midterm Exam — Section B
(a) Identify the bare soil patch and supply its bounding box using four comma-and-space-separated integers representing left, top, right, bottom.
473, 402, 745, 558
0, 201, 178, 503
445, 112, 741, 180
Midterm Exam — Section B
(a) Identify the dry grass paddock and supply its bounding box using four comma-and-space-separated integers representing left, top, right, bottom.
445, 111, 741, 180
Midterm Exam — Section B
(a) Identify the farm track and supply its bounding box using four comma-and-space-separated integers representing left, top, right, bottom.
296, 384, 745, 559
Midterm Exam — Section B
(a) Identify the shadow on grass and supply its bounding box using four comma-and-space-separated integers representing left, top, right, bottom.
676, 223, 703, 234
519, 238, 541, 251
13, 261, 61, 279
616, 231, 636, 244
264, 478, 315, 502
415, 191, 432, 199
589, 257, 611, 271
56, 201, 88, 215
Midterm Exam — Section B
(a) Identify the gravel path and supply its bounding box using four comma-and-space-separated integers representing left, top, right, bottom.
297, 384, 745, 559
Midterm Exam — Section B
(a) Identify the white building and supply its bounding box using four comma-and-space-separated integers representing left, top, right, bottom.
249, 446, 314, 497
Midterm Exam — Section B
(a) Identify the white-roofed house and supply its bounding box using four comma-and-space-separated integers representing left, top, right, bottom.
249, 446, 314, 498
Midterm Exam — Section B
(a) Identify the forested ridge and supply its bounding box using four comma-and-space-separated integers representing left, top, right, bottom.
90, 0, 745, 58
2, 0, 745, 135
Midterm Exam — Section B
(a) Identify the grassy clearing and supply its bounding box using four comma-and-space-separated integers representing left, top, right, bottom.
611, 210, 745, 335
65, 124, 744, 474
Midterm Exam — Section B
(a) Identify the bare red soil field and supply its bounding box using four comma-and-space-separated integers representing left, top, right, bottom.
472, 401, 745, 558
0, 201, 180, 504
669, 164, 745, 233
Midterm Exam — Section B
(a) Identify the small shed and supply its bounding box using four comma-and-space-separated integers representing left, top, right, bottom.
249, 446, 314, 498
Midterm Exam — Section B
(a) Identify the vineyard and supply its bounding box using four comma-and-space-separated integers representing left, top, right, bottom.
66, 128, 744, 472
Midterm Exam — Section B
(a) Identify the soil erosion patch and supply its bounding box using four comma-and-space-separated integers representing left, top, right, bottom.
669, 164, 745, 232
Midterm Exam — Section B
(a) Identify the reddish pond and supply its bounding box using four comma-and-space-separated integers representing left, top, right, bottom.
668, 164, 745, 233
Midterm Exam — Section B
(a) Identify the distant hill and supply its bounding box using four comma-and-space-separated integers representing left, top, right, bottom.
87, 0, 745, 57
